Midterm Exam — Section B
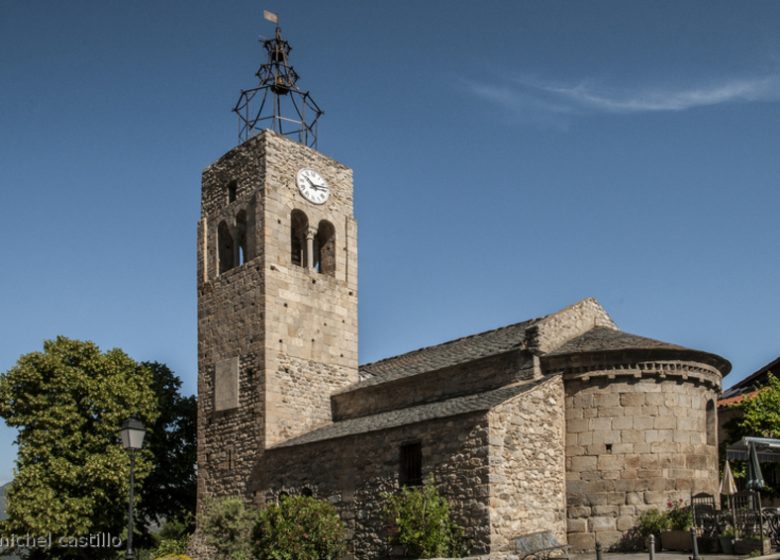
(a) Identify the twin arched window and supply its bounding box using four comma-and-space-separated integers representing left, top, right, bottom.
290, 210, 335, 276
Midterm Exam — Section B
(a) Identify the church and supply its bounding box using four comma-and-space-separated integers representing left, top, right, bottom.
195, 25, 730, 559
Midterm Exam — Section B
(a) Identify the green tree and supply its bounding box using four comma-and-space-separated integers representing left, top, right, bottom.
253, 495, 347, 560
138, 362, 197, 537
722, 372, 780, 495
739, 372, 780, 438
0, 337, 159, 559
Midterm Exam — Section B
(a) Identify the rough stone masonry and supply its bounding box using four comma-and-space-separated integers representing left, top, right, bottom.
194, 130, 730, 558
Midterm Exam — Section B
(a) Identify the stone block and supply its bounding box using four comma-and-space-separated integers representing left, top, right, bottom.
567, 532, 595, 551
621, 393, 645, 407
571, 456, 597, 471
589, 516, 616, 532
595, 530, 623, 549
597, 455, 623, 471
590, 417, 612, 431
568, 506, 591, 518
654, 415, 676, 429
592, 505, 619, 516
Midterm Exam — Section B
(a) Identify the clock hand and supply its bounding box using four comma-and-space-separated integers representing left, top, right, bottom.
306, 177, 326, 190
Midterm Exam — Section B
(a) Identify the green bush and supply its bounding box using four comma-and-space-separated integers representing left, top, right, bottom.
199, 496, 255, 560
152, 512, 192, 558
253, 495, 346, 560
153, 538, 189, 558
666, 499, 693, 530
383, 477, 464, 558
636, 508, 670, 538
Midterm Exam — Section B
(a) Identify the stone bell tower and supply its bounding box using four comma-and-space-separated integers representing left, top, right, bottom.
196, 23, 358, 502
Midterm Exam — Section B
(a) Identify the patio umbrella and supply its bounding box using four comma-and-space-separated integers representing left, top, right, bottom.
747, 441, 767, 550
747, 442, 766, 490
720, 461, 738, 537
720, 460, 738, 495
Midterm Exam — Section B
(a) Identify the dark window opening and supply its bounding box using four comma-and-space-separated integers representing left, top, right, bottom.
706, 399, 716, 446
301, 487, 313, 497
314, 220, 336, 276
291, 210, 308, 267
227, 181, 237, 203
399, 442, 422, 487
218, 221, 234, 274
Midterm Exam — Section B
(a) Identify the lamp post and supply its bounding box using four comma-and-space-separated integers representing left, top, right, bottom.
120, 417, 146, 560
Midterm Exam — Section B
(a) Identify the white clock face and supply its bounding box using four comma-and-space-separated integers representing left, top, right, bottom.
296, 168, 329, 205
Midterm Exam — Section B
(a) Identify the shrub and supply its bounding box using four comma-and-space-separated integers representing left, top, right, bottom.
383, 477, 464, 558
253, 494, 346, 560
199, 496, 255, 560
152, 513, 192, 558
636, 508, 670, 538
666, 499, 693, 530
153, 539, 190, 558
154, 556, 193, 560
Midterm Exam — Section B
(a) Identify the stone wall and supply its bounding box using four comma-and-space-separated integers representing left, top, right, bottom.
197, 135, 268, 503
488, 376, 568, 551
198, 131, 359, 507
526, 298, 617, 355
260, 132, 359, 446
333, 351, 536, 421
564, 367, 720, 551
256, 413, 492, 560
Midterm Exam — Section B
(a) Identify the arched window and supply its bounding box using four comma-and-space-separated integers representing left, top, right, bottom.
290, 210, 308, 267
706, 399, 716, 446
218, 220, 234, 274
236, 210, 248, 266
315, 220, 336, 276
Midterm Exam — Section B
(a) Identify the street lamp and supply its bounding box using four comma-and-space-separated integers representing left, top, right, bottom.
120, 417, 146, 560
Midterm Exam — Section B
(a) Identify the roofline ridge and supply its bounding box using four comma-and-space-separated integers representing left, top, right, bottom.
359, 315, 547, 371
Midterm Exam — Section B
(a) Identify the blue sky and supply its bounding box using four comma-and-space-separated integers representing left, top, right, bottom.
1, 1, 779, 485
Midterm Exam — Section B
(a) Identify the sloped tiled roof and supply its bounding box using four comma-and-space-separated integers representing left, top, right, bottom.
273, 378, 546, 448
548, 327, 689, 355
546, 327, 731, 374
355, 317, 542, 388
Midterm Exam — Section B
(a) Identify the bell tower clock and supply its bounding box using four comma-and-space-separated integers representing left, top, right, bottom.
196, 24, 358, 502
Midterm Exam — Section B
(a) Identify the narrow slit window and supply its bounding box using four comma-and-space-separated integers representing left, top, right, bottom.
706, 399, 716, 446
399, 442, 422, 487
227, 181, 237, 203
236, 210, 248, 266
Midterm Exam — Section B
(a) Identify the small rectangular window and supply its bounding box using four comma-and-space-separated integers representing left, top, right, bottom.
399, 442, 422, 486
227, 181, 237, 203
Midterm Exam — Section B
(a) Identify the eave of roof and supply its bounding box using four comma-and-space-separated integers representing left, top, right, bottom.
544, 327, 731, 375
724, 356, 780, 393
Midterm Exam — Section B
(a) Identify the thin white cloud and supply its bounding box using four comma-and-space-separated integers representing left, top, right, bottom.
466, 74, 780, 122
539, 77, 780, 112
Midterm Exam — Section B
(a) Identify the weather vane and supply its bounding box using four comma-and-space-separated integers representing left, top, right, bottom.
233, 10, 324, 148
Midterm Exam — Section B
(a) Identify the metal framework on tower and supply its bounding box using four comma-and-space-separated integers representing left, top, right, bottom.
233, 23, 323, 148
